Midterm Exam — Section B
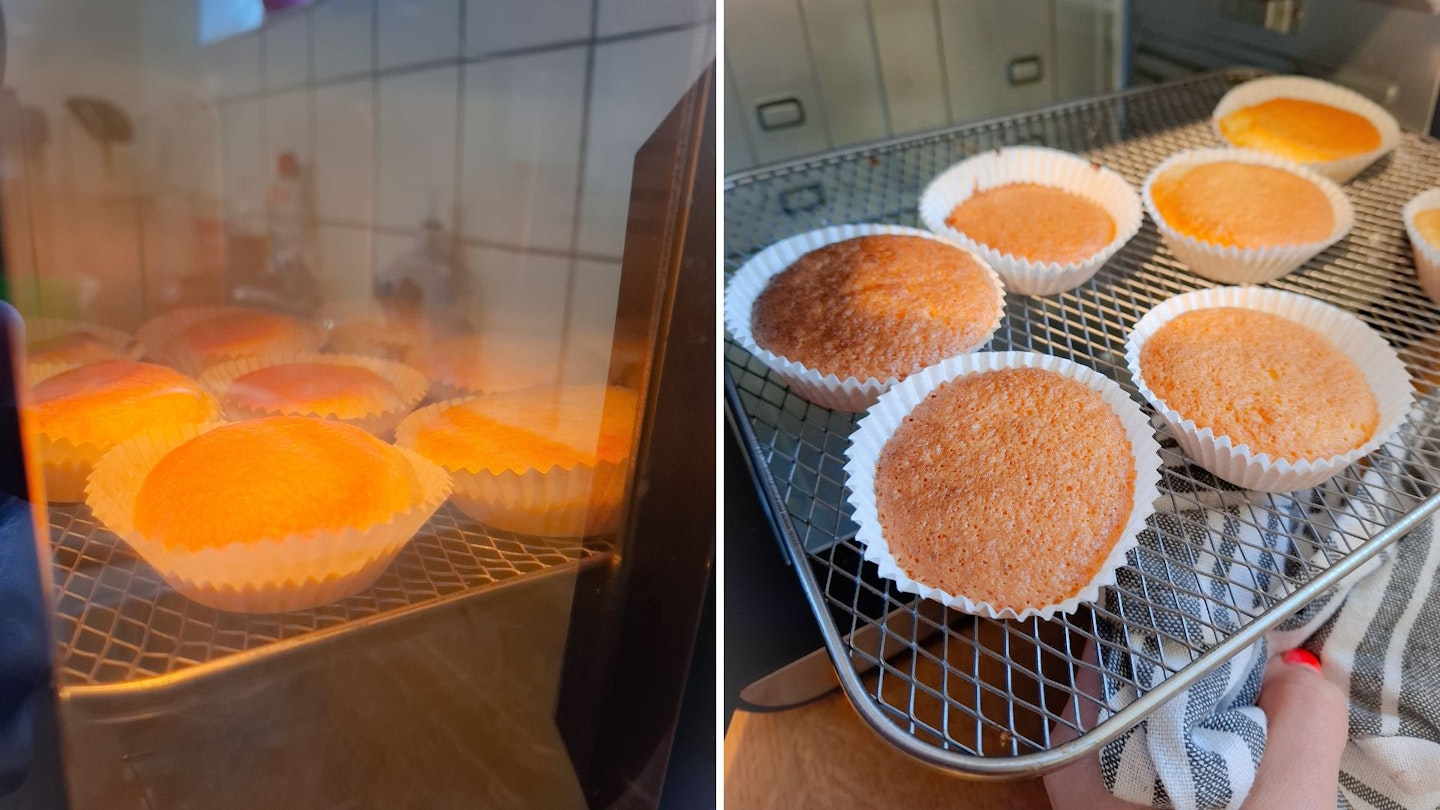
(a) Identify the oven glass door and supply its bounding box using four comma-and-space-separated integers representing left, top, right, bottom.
0, 2, 714, 807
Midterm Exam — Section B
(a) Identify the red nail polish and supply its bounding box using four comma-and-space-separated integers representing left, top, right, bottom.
1281, 648, 1322, 672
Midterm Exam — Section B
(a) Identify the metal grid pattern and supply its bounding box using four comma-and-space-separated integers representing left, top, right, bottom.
724, 70, 1440, 775
51, 501, 604, 690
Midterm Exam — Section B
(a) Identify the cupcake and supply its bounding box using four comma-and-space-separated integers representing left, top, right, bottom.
138, 306, 327, 375
843, 352, 1161, 621
918, 146, 1143, 295
29, 360, 220, 502
405, 334, 603, 401
1142, 148, 1353, 284
319, 300, 441, 361
24, 317, 138, 383
1404, 188, 1440, 307
1212, 75, 1400, 183
724, 224, 1005, 412
198, 353, 428, 438
1126, 287, 1412, 492
86, 416, 450, 613
396, 385, 636, 538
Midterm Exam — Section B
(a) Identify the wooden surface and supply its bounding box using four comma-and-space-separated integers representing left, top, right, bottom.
724, 693, 1053, 809
723, 618, 1088, 808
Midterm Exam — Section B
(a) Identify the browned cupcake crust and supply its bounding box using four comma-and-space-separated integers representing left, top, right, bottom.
1139, 307, 1377, 462
875, 367, 1134, 612
751, 235, 998, 382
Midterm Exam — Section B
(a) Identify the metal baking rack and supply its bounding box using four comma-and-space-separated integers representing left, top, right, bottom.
51, 501, 608, 694
724, 69, 1440, 776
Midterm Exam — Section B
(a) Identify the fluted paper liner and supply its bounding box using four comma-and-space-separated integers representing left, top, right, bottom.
1212, 75, 1401, 184
1404, 189, 1440, 307
24, 317, 140, 383
1125, 287, 1413, 492
395, 399, 627, 539
137, 306, 327, 376
842, 351, 1163, 621
918, 146, 1144, 296
86, 421, 452, 613
35, 385, 220, 504
198, 352, 429, 438
38, 441, 105, 503
724, 224, 1006, 412
1142, 148, 1354, 284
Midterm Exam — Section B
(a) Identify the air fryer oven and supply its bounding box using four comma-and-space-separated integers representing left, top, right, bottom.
0, 2, 715, 807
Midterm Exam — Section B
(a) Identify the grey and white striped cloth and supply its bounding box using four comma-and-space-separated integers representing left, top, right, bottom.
1096, 408, 1440, 810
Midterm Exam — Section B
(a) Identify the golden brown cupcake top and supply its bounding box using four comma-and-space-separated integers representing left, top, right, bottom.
1150, 161, 1333, 248
751, 235, 998, 381
133, 416, 421, 552
875, 367, 1134, 611
1140, 307, 1376, 461
147, 308, 321, 373
32, 360, 215, 449
28, 332, 126, 368
172, 310, 309, 357
1218, 98, 1381, 163
1415, 209, 1440, 249
412, 385, 637, 474
945, 183, 1116, 264
222, 363, 406, 419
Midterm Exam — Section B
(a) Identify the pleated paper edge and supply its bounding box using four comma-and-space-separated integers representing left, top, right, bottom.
917, 145, 1145, 296
1141, 147, 1355, 284
723, 223, 1007, 412
841, 350, 1163, 621
1211, 74, 1402, 184
1124, 286, 1414, 492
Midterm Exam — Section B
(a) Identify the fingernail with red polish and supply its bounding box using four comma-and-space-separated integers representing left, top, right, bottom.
1281, 648, 1322, 672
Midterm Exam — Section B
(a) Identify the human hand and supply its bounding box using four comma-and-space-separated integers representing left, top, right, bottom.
1043, 648, 1348, 810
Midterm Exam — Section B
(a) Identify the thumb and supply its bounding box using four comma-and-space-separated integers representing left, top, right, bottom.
1243, 649, 1348, 810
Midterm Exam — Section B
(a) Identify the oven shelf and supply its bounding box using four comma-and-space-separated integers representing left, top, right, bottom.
723, 68, 1440, 777
51, 501, 608, 694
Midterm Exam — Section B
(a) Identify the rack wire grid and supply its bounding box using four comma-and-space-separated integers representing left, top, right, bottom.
51, 501, 607, 693
723, 69, 1440, 777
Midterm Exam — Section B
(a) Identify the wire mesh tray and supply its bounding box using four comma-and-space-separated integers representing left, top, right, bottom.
51, 501, 608, 696
723, 69, 1440, 776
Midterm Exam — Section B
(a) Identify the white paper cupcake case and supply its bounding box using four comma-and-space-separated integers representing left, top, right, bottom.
842, 351, 1163, 622
918, 146, 1143, 296
86, 421, 452, 614
1125, 287, 1413, 493
723, 224, 1006, 412
137, 306, 328, 376
449, 459, 627, 538
198, 352, 429, 439
395, 399, 628, 539
1212, 75, 1401, 184
38, 443, 100, 503
1141, 148, 1354, 285
1404, 189, 1440, 307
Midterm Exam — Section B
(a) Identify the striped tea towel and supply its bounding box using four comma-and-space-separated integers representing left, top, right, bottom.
1095, 411, 1440, 810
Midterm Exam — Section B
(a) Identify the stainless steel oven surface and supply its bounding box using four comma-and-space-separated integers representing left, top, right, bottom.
0, 1, 715, 808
